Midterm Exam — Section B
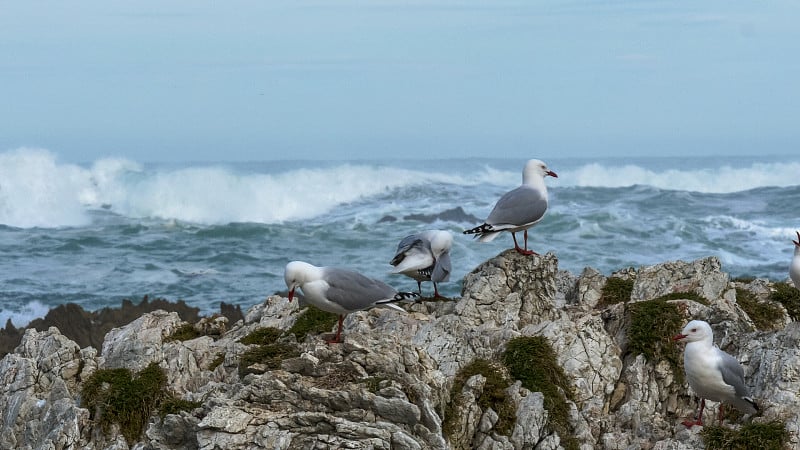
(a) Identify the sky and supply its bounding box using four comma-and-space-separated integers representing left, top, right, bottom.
1, 1, 798, 163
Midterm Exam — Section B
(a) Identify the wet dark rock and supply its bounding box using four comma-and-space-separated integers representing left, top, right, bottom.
404, 207, 481, 224
0, 296, 200, 358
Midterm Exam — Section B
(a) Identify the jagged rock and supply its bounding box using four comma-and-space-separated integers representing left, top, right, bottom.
0, 327, 96, 450
0, 296, 201, 359
2, 253, 800, 449
631, 256, 729, 303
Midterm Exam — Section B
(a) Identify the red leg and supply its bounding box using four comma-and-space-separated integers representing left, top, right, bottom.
682, 398, 705, 428
717, 405, 725, 425
433, 282, 444, 299
325, 315, 345, 344
512, 232, 534, 255
523, 230, 539, 256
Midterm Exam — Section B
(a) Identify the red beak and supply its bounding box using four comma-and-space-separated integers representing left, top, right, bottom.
672, 333, 686, 342
288, 288, 295, 302
546, 170, 558, 178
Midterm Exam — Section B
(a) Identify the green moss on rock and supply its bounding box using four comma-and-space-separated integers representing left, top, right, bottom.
702, 421, 788, 450
771, 282, 800, 321
288, 306, 340, 341
238, 327, 282, 346
627, 298, 685, 381
81, 362, 167, 444
159, 397, 202, 418
598, 277, 634, 307
238, 342, 300, 376
166, 323, 202, 342
736, 288, 784, 331
443, 358, 516, 441
208, 353, 225, 371
502, 336, 578, 450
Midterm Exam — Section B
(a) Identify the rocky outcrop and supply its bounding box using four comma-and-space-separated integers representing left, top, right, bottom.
1, 251, 798, 449
0, 296, 201, 358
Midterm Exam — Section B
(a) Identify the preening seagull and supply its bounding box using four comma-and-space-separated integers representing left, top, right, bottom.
390, 229, 453, 298
463, 159, 557, 255
284, 261, 418, 343
672, 320, 758, 427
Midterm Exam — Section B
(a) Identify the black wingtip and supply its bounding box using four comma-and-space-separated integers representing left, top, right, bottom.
393, 291, 420, 302
745, 397, 759, 412
463, 223, 492, 235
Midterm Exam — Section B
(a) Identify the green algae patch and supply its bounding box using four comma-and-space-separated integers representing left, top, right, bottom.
627, 298, 685, 382
502, 336, 578, 450
239, 327, 282, 346
81, 362, 167, 444
363, 376, 389, 394
159, 397, 202, 418
238, 342, 300, 376
208, 353, 225, 371
288, 306, 340, 341
771, 282, 800, 321
736, 288, 784, 331
598, 277, 634, 307
443, 358, 516, 442
166, 323, 202, 342
702, 421, 788, 450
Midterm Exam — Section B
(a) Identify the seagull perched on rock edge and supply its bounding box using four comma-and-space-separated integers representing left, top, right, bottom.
390, 230, 453, 298
284, 261, 419, 344
790, 230, 800, 289
463, 159, 557, 256
672, 320, 758, 428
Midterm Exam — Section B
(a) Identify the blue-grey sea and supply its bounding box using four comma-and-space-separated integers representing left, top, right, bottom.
2, 149, 799, 327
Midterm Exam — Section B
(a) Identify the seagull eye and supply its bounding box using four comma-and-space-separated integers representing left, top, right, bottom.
690, 328, 697, 332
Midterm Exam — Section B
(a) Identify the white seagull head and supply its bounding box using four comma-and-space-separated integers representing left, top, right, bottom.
284, 260, 318, 302
429, 230, 453, 258
672, 319, 713, 345
522, 159, 558, 184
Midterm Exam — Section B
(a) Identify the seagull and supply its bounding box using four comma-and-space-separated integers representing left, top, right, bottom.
463, 159, 557, 255
283, 261, 419, 343
790, 231, 800, 289
390, 230, 453, 298
672, 320, 758, 427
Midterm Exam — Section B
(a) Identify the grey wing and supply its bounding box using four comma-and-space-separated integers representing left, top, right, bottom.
486, 186, 548, 227
324, 267, 397, 311
431, 251, 451, 282
718, 351, 759, 413
390, 235, 428, 266
717, 351, 749, 397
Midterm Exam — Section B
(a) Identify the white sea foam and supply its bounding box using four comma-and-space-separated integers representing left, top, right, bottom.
0, 148, 93, 228
560, 162, 800, 193
1, 148, 798, 228
0, 300, 50, 328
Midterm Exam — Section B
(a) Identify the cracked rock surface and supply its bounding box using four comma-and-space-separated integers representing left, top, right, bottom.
1, 251, 798, 449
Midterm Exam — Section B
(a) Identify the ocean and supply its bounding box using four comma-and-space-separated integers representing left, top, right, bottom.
2, 148, 799, 328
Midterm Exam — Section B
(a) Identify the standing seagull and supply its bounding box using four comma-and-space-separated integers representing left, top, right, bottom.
390, 230, 453, 298
791, 231, 800, 289
463, 159, 557, 255
672, 320, 758, 427
284, 261, 419, 343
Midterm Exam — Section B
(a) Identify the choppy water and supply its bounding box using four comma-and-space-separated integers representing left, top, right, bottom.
2, 148, 799, 327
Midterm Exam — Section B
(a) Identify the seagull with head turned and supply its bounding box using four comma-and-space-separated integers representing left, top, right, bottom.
463, 159, 557, 256
790, 231, 800, 289
672, 320, 758, 428
390, 229, 453, 298
284, 261, 419, 344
